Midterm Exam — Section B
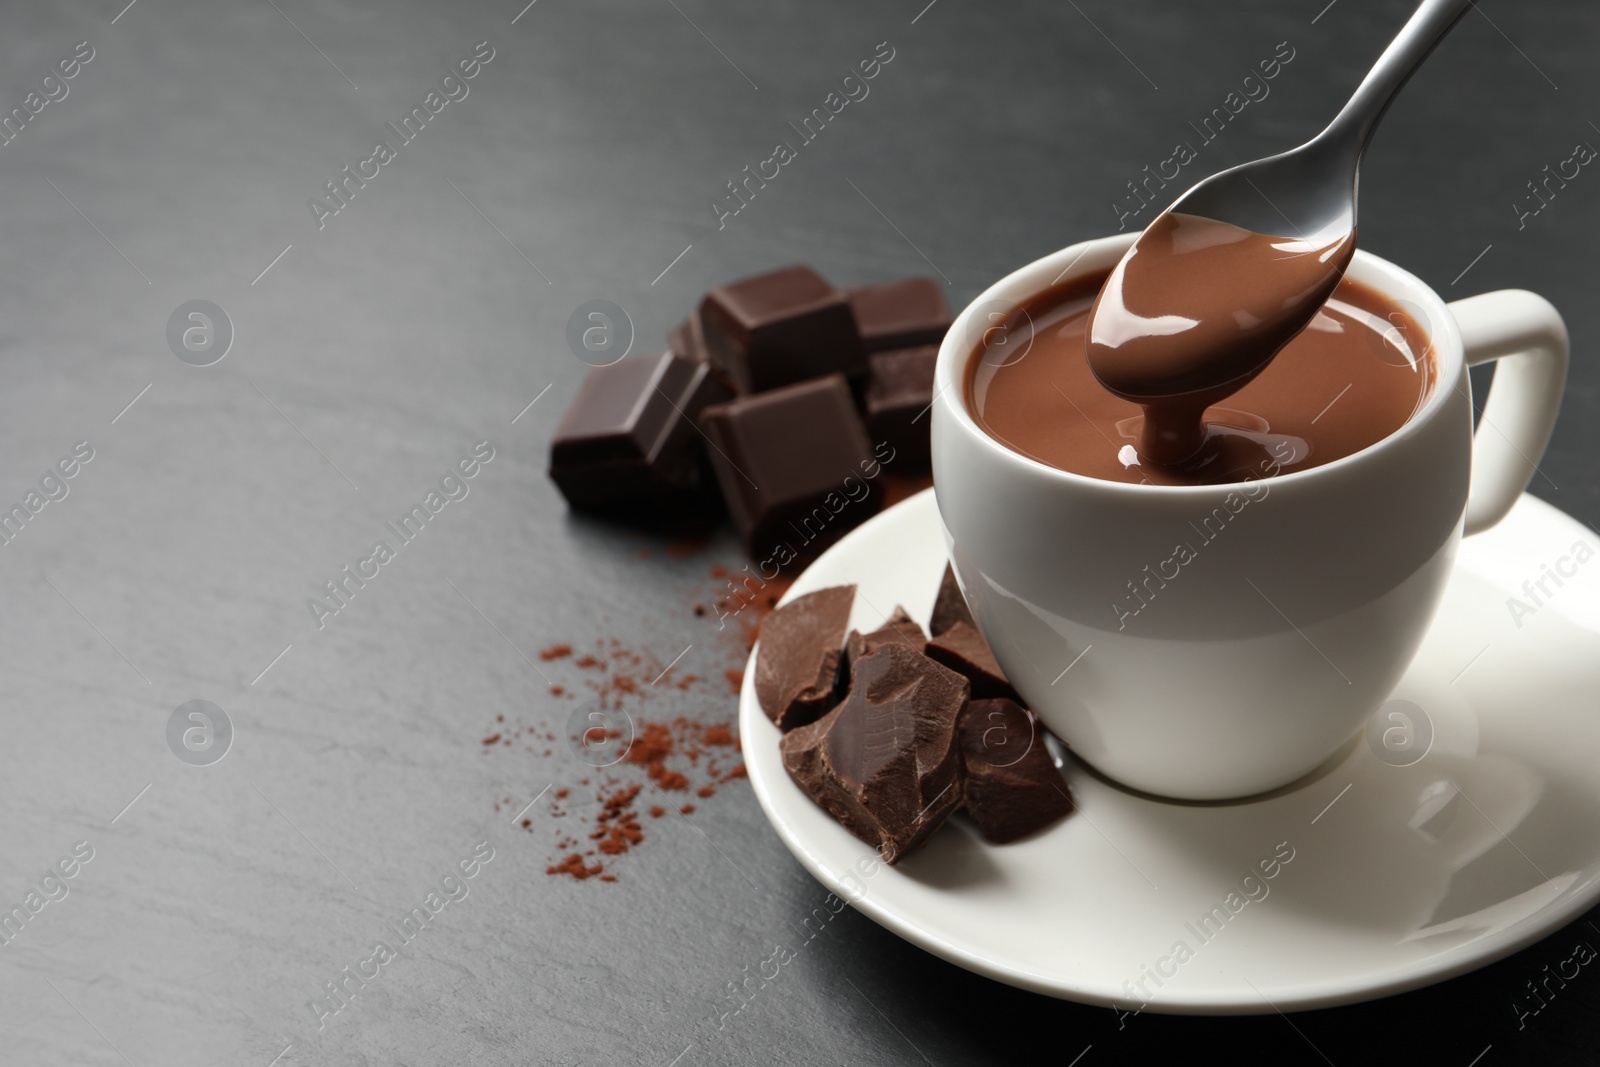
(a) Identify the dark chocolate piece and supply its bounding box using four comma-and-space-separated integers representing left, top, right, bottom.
926, 621, 1019, 702
847, 606, 924, 660
669, 308, 710, 363
848, 277, 951, 353
780, 643, 967, 864
929, 563, 976, 636
699, 375, 883, 563
549, 352, 731, 516
864, 345, 938, 467
840, 607, 927, 697
698, 265, 864, 394
959, 699, 1072, 843
755, 585, 855, 731
668, 321, 699, 363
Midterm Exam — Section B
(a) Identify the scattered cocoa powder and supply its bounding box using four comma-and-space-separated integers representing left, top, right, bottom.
546, 853, 603, 880
489, 567, 779, 881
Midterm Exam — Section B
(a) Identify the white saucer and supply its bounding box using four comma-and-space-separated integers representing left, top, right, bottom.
739, 488, 1600, 1014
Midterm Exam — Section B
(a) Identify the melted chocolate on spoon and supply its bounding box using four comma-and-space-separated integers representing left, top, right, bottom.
1086, 212, 1356, 466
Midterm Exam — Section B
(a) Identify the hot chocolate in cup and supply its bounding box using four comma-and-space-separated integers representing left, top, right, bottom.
931, 233, 1567, 800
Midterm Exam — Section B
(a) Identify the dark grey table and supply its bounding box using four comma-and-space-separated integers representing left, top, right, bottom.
1, 0, 1593, 1063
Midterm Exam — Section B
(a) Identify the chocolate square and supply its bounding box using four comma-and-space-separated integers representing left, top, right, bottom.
698, 265, 864, 394
669, 307, 709, 364
549, 351, 731, 516
848, 277, 951, 353
864, 345, 938, 467
698, 375, 883, 563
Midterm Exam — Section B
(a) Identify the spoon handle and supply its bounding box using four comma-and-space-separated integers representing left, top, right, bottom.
1320, 0, 1473, 156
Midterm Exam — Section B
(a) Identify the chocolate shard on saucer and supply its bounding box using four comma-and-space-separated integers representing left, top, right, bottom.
848, 277, 951, 353
840, 606, 927, 696
846, 606, 925, 661
929, 563, 976, 636
699, 375, 883, 563
548, 351, 732, 517
780, 643, 967, 864
959, 699, 1072, 843
698, 265, 865, 394
755, 584, 855, 731
926, 621, 1019, 702
864, 345, 939, 468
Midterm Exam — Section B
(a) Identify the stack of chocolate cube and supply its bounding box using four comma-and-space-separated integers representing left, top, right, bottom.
548, 265, 951, 565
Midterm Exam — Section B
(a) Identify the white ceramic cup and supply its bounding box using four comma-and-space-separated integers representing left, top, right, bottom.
932, 234, 1567, 800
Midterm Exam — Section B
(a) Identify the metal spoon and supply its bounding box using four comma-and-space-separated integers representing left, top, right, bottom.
1085, 0, 1473, 466
1172, 0, 1472, 244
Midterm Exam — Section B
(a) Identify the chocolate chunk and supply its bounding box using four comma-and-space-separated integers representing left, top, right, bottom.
929, 563, 976, 636
864, 345, 938, 467
755, 585, 855, 731
549, 352, 731, 516
959, 699, 1072, 843
698, 265, 864, 394
781, 643, 967, 864
926, 621, 1019, 702
840, 607, 927, 696
848, 606, 924, 659
699, 375, 883, 563
848, 277, 951, 353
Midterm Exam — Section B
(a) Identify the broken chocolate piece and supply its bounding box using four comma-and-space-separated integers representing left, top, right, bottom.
840, 607, 927, 697
926, 621, 1019, 702
929, 563, 976, 636
549, 351, 731, 517
959, 699, 1072, 843
864, 345, 938, 467
755, 585, 855, 731
847, 607, 924, 658
699, 375, 883, 562
698, 265, 864, 394
848, 277, 951, 353
781, 643, 967, 864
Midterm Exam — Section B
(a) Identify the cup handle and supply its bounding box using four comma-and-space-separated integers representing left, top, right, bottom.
1445, 290, 1568, 536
